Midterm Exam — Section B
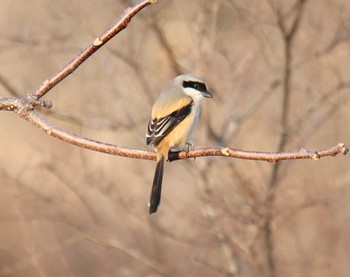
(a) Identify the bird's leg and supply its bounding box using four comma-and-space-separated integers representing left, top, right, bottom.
167, 142, 193, 162
184, 141, 193, 153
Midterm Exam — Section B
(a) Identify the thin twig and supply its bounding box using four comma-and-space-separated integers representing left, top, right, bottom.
28, 0, 157, 100
84, 235, 173, 276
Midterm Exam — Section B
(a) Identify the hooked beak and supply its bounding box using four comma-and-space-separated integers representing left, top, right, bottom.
202, 90, 213, 98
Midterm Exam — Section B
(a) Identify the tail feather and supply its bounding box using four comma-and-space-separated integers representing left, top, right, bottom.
149, 156, 165, 214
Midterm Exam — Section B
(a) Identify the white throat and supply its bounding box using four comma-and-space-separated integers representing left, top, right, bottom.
183, 87, 204, 103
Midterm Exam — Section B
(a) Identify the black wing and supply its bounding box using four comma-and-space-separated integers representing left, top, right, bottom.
146, 101, 193, 146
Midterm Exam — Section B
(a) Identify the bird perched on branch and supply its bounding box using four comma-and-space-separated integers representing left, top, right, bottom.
146, 74, 212, 214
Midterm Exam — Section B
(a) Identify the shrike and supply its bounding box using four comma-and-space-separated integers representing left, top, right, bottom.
146, 74, 212, 214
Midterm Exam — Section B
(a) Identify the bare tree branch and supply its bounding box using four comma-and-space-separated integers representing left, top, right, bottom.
29, 0, 157, 100
2, 94, 347, 162
0, 0, 347, 170
255, 1, 309, 277
5, 101, 350, 163
0, 0, 156, 111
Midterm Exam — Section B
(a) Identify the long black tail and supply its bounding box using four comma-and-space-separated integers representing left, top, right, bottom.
149, 156, 165, 214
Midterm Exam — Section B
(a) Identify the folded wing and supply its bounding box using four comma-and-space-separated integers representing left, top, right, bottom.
146, 101, 193, 146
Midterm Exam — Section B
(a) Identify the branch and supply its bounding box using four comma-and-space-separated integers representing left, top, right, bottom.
169, 143, 348, 162
0, 0, 347, 166
0, 0, 156, 112
28, 0, 157, 100
4, 99, 349, 163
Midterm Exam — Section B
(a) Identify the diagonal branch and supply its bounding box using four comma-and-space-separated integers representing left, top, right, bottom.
0, 0, 157, 116
28, 0, 157, 100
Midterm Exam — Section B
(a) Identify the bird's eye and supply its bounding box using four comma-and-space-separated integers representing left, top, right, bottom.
193, 84, 199, 89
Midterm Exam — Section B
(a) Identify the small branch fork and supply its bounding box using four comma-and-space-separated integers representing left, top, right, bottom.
0, 0, 348, 164
0, 0, 156, 110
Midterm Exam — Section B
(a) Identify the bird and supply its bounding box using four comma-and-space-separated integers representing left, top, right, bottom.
146, 74, 212, 214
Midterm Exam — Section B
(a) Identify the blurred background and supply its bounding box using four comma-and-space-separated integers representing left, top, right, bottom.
0, 0, 349, 276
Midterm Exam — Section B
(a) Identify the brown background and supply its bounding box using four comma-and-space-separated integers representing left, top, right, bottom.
0, 0, 349, 276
